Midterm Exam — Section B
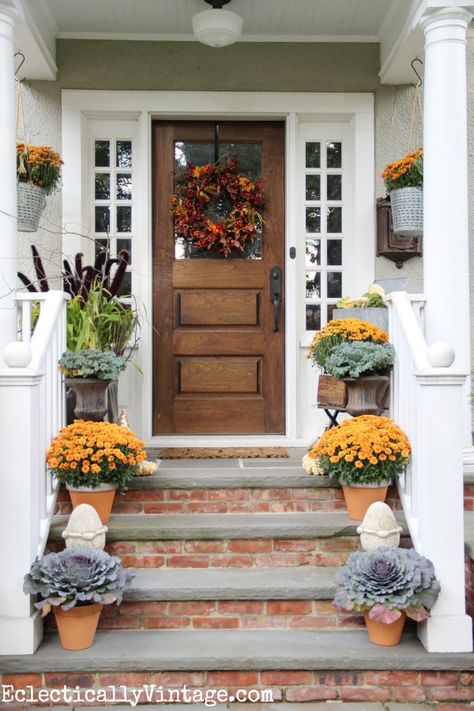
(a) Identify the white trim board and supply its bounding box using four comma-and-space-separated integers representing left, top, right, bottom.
62, 91, 374, 444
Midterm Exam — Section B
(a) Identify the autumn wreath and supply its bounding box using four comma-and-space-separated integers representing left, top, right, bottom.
171, 159, 264, 257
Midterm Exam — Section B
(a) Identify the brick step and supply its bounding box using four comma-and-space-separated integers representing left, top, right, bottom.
1, 630, 473, 706
48, 512, 409, 568
55, 467, 474, 515
43, 566, 370, 632
50, 511, 407, 542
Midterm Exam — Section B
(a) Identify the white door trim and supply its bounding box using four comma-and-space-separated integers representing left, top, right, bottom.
62, 90, 374, 447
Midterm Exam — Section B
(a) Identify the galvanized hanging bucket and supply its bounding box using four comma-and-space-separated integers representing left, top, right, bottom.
17, 183, 46, 232
389, 187, 423, 237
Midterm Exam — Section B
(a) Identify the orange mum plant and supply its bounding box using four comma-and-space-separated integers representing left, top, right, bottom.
381, 148, 423, 193
308, 415, 411, 485
47, 421, 146, 491
308, 317, 388, 370
17, 142, 62, 194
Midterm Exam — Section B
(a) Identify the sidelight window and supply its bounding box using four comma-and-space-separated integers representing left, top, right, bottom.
92, 138, 133, 296
303, 139, 344, 331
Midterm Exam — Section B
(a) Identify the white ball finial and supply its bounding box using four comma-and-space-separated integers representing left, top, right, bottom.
4, 341, 32, 367
427, 342, 455, 368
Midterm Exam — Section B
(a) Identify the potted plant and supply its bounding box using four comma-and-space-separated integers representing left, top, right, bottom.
308, 318, 389, 412
16, 143, 62, 232
381, 147, 423, 237
24, 547, 133, 650
306, 415, 411, 519
59, 349, 126, 422
333, 546, 440, 646
47, 420, 146, 522
323, 341, 395, 416
334, 284, 388, 332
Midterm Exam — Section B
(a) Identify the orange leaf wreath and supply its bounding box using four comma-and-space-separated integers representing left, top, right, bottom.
171, 159, 264, 257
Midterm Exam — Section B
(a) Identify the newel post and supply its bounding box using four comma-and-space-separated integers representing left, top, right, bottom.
0, 366, 44, 654
415, 344, 472, 652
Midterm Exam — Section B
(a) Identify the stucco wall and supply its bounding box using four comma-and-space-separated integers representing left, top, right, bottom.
18, 39, 425, 293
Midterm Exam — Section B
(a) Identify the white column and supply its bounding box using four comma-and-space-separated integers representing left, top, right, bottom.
421, 7, 473, 452
0, 2, 18, 368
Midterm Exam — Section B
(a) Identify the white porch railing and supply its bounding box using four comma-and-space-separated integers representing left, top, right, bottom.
388, 291, 472, 653
0, 290, 68, 655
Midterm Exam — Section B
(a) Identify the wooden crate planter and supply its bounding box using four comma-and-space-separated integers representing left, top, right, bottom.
317, 375, 347, 409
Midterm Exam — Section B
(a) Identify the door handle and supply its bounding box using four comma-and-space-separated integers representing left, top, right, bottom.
270, 266, 282, 333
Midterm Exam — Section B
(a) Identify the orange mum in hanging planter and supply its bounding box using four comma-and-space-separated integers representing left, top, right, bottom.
171, 159, 264, 257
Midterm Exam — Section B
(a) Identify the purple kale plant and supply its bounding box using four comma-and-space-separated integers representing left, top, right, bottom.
23, 547, 133, 616
333, 547, 440, 624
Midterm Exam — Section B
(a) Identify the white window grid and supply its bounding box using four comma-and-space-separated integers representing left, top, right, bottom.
92, 137, 134, 297
303, 138, 344, 331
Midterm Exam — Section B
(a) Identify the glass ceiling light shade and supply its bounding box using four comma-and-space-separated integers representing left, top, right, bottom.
192, 8, 243, 48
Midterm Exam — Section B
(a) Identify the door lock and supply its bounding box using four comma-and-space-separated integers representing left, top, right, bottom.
270, 266, 282, 333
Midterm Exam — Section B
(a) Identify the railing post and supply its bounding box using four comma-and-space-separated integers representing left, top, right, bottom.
415, 356, 472, 652
0, 368, 44, 654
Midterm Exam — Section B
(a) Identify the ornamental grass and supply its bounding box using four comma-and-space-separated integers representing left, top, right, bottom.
308, 415, 411, 486
381, 147, 423, 192
47, 420, 146, 491
17, 143, 62, 195
308, 317, 388, 370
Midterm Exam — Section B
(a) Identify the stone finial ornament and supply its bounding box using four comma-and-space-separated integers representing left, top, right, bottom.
62, 504, 108, 549
118, 408, 130, 429
357, 501, 402, 551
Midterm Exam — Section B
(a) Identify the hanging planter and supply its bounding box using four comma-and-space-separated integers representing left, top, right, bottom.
17, 183, 47, 232
16, 143, 62, 233
389, 187, 423, 237
381, 148, 423, 238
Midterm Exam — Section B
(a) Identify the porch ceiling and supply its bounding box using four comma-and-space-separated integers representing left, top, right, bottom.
10, 0, 436, 83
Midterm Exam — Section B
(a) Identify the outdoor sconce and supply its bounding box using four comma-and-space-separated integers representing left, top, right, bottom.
376, 197, 422, 269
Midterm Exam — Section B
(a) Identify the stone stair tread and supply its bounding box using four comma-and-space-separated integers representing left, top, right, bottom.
130, 469, 335, 490
49, 511, 408, 541
125, 565, 339, 600
1, 630, 472, 673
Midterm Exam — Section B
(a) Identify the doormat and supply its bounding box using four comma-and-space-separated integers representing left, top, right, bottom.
158, 447, 289, 459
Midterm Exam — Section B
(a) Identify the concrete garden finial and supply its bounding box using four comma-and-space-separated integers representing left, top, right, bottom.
62, 504, 108, 549
357, 502, 402, 551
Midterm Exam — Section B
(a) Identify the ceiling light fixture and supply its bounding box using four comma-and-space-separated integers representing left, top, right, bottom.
192, 0, 243, 48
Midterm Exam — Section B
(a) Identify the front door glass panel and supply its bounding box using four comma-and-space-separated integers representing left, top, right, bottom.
174, 142, 262, 260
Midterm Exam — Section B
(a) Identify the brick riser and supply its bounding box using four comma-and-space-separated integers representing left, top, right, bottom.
56, 485, 403, 515
1, 670, 473, 705
44, 599, 383, 631
47, 537, 411, 569
56, 483, 474, 514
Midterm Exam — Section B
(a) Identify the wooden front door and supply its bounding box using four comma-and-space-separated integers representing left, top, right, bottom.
152, 121, 285, 434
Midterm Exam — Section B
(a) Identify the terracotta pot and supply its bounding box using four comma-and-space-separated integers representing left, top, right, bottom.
66, 483, 116, 524
65, 378, 114, 422
364, 611, 406, 646
53, 603, 102, 650
342, 375, 390, 417
342, 483, 389, 520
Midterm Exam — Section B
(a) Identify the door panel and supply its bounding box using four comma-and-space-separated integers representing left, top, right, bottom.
152, 121, 285, 434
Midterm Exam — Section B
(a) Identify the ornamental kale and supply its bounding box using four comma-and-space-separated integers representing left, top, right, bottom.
324, 341, 395, 378
334, 547, 440, 624
23, 547, 134, 616
59, 349, 126, 380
